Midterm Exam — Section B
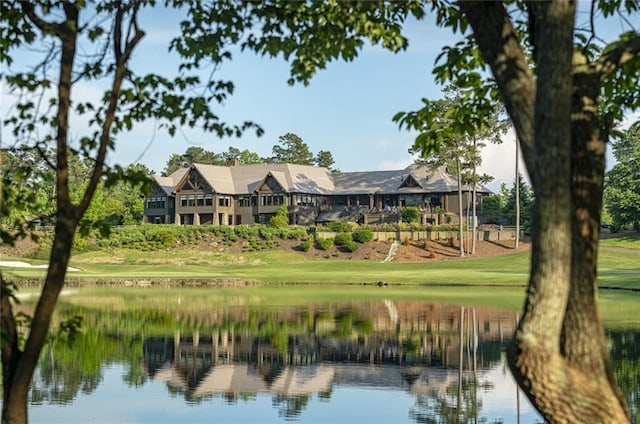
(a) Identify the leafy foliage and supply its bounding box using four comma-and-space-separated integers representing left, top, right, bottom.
268, 205, 290, 228
333, 232, 353, 246
271, 133, 314, 165
605, 122, 640, 231
352, 228, 374, 243
315, 237, 334, 251
401, 207, 420, 224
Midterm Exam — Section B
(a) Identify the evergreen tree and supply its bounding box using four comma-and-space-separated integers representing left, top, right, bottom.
271, 133, 314, 165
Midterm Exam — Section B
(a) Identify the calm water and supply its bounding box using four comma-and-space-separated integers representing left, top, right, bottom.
6, 300, 640, 423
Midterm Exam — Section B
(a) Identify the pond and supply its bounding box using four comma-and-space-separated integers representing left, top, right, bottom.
4, 293, 640, 423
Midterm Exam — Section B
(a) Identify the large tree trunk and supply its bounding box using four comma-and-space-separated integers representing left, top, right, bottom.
1, 275, 23, 423
2, 223, 76, 424
563, 67, 628, 413
459, 1, 629, 421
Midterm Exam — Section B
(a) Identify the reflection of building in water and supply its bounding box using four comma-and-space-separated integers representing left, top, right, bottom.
143, 302, 518, 401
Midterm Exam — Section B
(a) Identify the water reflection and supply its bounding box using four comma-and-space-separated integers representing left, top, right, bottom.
17, 301, 640, 423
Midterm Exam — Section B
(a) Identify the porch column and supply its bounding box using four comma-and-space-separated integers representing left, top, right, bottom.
369, 194, 374, 209
175, 213, 181, 225
194, 212, 200, 225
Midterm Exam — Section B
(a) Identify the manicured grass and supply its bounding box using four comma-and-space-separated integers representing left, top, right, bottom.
2, 243, 638, 290
3, 255, 532, 285
600, 234, 640, 249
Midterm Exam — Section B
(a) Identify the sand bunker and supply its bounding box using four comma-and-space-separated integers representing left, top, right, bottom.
0, 261, 80, 272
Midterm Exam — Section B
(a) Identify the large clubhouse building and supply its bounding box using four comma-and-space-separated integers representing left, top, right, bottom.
143, 162, 490, 226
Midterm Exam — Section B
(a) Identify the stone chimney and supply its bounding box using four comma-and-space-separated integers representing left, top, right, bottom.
226, 157, 240, 167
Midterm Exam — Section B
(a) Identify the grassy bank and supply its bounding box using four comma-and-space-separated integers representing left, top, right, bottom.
1, 232, 637, 291
3, 243, 639, 289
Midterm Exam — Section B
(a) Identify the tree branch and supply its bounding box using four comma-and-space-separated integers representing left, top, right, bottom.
78, 2, 145, 216
20, 2, 56, 34
456, 1, 537, 187
597, 34, 640, 79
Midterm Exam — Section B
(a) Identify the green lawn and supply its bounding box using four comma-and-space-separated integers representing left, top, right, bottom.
3, 244, 638, 289
5, 238, 639, 328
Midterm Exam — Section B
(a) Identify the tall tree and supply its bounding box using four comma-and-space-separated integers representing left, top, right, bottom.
456, 2, 638, 421
397, 85, 504, 256
271, 133, 314, 165
604, 121, 640, 231
222, 146, 264, 165
0, 2, 259, 422
315, 150, 336, 170
504, 174, 534, 234
162, 146, 223, 176
191, 1, 640, 420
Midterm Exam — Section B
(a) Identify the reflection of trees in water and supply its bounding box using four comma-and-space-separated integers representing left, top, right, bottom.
409, 378, 494, 424
273, 393, 311, 420
409, 307, 496, 424
24, 302, 640, 424
607, 330, 640, 423
30, 329, 141, 405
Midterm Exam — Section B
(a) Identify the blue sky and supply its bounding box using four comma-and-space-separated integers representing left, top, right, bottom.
2, 4, 638, 191
117, 11, 461, 175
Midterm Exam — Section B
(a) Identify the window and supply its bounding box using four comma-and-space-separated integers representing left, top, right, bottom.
204, 193, 213, 206
188, 195, 195, 207
218, 196, 230, 207
238, 195, 257, 207
196, 194, 204, 206
261, 193, 285, 206
296, 194, 318, 207
180, 195, 187, 207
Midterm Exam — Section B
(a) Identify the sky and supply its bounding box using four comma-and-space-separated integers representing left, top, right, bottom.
2, 3, 638, 192
111, 8, 519, 191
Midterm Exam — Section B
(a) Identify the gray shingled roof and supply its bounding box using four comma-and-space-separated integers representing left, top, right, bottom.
155, 167, 188, 195
332, 164, 491, 195
159, 163, 490, 195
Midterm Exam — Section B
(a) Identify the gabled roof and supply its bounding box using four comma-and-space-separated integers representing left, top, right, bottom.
254, 171, 288, 192
165, 163, 334, 195
156, 163, 491, 196
192, 163, 234, 193
155, 167, 188, 195
332, 164, 491, 195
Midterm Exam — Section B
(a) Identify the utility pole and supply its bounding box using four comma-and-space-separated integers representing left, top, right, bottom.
515, 136, 520, 249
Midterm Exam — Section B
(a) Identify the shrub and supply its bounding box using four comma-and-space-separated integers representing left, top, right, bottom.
278, 226, 307, 240
316, 237, 334, 251
344, 241, 360, 252
352, 228, 374, 243
269, 205, 290, 228
334, 232, 353, 246
327, 222, 355, 233
401, 206, 420, 223
259, 225, 278, 240
148, 228, 177, 247
235, 224, 260, 239
300, 240, 312, 251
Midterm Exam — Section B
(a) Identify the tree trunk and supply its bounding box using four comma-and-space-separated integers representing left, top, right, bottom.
460, 1, 630, 421
1, 275, 25, 424
456, 157, 464, 257
2, 216, 77, 424
472, 139, 478, 255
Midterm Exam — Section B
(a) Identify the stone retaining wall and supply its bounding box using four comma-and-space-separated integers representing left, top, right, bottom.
316, 228, 521, 242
